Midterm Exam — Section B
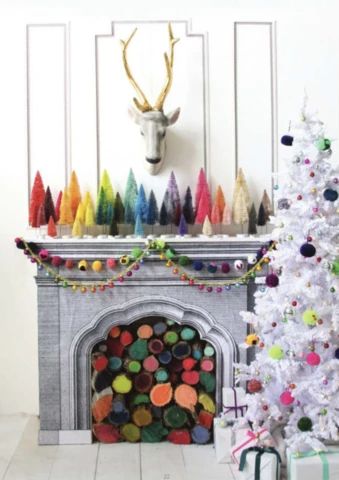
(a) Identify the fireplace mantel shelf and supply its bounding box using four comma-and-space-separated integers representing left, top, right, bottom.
25, 235, 269, 259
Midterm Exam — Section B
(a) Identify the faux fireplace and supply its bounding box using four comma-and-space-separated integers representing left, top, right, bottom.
32, 237, 264, 445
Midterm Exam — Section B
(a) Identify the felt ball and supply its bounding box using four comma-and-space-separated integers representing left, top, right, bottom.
78, 259, 88, 271
51, 256, 63, 267
92, 260, 103, 272
334, 348, 339, 359
245, 334, 259, 346
234, 260, 244, 271
219, 264, 231, 277
207, 263, 218, 273
297, 417, 313, 432
178, 256, 191, 267
247, 256, 257, 265
247, 379, 262, 393
316, 138, 331, 151
265, 273, 279, 288
106, 258, 116, 269
119, 255, 129, 265
39, 249, 49, 260
302, 309, 318, 326
65, 259, 74, 269
131, 247, 143, 259
281, 134, 294, 146
306, 352, 321, 366
193, 260, 204, 271
165, 249, 176, 260
280, 390, 294, 405
323, 188, 338, 202
15, 238, 25, 249
268, 345, 284, 360
300, 243, 316, 257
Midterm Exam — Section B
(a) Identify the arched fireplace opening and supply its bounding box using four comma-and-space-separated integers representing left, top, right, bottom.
91, 316, 217, 444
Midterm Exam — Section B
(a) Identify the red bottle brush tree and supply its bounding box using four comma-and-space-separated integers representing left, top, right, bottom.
195, 186, 211, 224
29, 171, 45, 226
47, 216, 57, 237
194, 168, 211, 214
55, 191, 63, 222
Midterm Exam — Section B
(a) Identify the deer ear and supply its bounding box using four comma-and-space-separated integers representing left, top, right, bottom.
166, 107, 180, 126
128, 105, 142, 125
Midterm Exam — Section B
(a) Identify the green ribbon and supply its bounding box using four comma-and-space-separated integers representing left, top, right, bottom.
239, 446, 282, 480
288, 450, 334, 480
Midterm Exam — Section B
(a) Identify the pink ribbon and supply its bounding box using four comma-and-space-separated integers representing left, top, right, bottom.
231, 429, 268, 464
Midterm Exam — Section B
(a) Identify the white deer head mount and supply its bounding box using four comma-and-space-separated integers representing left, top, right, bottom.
121, 24, 181, 175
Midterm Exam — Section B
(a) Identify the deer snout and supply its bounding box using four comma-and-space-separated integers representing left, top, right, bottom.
146, 157, 162, 165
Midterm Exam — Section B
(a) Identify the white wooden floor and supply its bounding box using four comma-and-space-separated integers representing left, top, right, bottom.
0, 415, 240, 480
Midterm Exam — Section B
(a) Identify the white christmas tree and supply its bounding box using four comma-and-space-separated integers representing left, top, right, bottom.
236, 99, 339, 453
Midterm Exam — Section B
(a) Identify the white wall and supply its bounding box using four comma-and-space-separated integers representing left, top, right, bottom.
1, 0, 339, 415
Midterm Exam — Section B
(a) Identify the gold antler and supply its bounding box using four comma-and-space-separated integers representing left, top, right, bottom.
154, 23, 180, 112
120, 28, 152, 112
120, 23, 179, 112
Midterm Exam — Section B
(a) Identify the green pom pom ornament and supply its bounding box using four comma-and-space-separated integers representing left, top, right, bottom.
316, 138, 331, 151
165, 249, 176, 260
178, 255, 191, 266
302, 309, 318, 326
268, 345, 284, 360
297, 417, 313, 432
131, 247, 143, 259
331, 259, 339, 276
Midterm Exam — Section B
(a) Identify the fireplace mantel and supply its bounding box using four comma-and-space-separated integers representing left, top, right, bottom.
29, 236, 266, 444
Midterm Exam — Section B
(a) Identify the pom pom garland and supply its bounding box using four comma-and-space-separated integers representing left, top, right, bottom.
245, 334, 259, 346
234, 260, 244, 271
192, 261, 204, 271
39, 249, 49, 261
106, 258, 117, 270
51, 256, 63, 267
334, 348, 339, 360
207, 263, 218, 273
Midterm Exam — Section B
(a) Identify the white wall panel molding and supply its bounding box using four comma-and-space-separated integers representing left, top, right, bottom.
95, 20, 209, 201
26, 24, 69, 200
234, 21, 277, 205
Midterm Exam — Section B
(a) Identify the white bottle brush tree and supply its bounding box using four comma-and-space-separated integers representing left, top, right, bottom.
236, 99, 339, 453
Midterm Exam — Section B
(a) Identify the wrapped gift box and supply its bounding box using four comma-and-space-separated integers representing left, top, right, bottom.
239, 446, 281, 480
231, 428, 274, 464
214, 418, 235, 463
287, 446, 339, 480
222, 387, 247, 420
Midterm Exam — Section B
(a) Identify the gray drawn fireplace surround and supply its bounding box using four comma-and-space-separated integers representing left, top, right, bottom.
34, 238, 263, 444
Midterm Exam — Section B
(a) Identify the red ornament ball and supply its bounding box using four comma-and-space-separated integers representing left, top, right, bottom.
65, 259, 74, 269
307, 236, 313, 242
247, 379, 262, 393
39, 249, 49, 260
297, 195, 302, 200
51, 256, 63, 267
309, 171, 315, 177
317, 319, 323, 325
106, 258, 116, 269
280, 390, 294, 405
262, 405, 269, 411
306, 352, 321, 366
272, 322, 277, 327
291, 300, 297, 307
323, 342, 329, 349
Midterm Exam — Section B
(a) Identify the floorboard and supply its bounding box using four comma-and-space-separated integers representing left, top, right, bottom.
96, 443, 141, 480
48, 444, 99, 480
141, 443, 186, 480
0, 414, 30, 480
